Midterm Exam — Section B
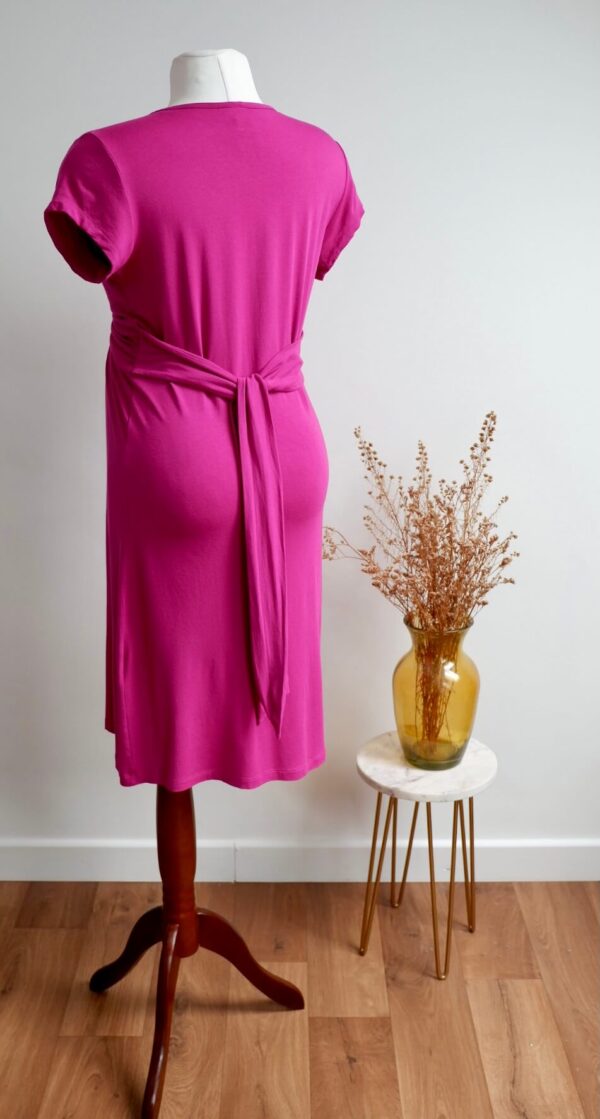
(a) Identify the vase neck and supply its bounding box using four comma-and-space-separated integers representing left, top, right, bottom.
407, 626, 468, 656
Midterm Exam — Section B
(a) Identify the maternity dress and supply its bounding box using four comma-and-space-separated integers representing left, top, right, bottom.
43, 100, 365, 790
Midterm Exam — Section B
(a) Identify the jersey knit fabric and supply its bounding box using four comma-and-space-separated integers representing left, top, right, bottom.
43, 100, 365, 791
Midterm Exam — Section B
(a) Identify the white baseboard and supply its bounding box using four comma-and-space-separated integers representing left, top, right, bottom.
0, 837, 598, 882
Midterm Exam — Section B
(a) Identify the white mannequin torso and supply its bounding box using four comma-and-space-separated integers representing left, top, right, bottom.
168, 48, 263, 106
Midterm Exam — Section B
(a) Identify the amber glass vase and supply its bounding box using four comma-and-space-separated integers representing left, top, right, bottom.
392, 616, 480, 770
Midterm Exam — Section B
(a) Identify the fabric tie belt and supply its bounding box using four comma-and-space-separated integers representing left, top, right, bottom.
113, 320, 305, 739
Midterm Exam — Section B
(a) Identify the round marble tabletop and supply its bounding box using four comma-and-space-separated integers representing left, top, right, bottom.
356, 732, 497, 803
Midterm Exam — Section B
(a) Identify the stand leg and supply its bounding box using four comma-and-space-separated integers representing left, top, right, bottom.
89, 906, 163, 993
390, 796, 397, 906
458, 797, 476, 932
359, 793, 394, 955
392, 801, 419, 909
469, 797, 476, 931
426, 800, 459, 980
141, 923, 180, 1119
359, 794, 476, 980
196, 908, 304, 1009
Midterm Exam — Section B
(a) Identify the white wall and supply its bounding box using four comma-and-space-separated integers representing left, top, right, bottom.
2, 0, 599, 881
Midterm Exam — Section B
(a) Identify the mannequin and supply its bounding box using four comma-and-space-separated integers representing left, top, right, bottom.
44, 32, 366, 1107
168, 47, 263, 105
87, 50, 305, 1119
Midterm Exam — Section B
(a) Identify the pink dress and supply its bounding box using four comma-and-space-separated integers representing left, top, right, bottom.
43, 100, 365, 791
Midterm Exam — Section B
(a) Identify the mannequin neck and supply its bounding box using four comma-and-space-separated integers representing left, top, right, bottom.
168, 49, 262, 105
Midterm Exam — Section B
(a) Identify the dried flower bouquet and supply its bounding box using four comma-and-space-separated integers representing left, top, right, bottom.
323, 411, 519, 762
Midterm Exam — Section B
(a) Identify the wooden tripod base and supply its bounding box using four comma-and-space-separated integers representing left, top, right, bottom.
88, 786, 304, 1118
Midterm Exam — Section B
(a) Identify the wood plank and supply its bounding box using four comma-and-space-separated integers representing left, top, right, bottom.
37, 1035, 151, 1118
455, 882, 539, 978
585, 880, 600, 926
310, 1017, 404, 1119
516, 883, 599, 1119
0, 927, 84, 1119
307, 883, 389, 1017
467, 978, 586, 1118
0, 881, 28, 942
59, 882, 162, 1038
380, 882, 493, 1118
218, 961, 309, 1119
232, 883, 307, 962
15, 880, 96, 928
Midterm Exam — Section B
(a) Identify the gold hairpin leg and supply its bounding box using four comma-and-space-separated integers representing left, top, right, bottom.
359, 793, 475, 975
359, 793, 395, 955
458, 797, 476, 932
391, 795, 397, 906
426, 800, 459, 980
392, 801, 419, 909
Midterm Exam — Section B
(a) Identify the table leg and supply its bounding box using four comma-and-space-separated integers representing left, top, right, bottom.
392, 801, 419, 909
458, 797, 476, 932
359, 793, 394, 955
391, 796, 397, 906
359, 794, 475, 974
426, 800, 459, 980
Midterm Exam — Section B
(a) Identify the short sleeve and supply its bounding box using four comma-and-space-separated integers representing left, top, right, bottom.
43, 131, 134, 284
315, 141, 365, 281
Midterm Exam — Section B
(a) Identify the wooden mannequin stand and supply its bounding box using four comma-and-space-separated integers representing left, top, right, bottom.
89, 786, 305, 1117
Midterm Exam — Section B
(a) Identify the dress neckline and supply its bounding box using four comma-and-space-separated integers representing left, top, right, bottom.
151, 101, 275, 113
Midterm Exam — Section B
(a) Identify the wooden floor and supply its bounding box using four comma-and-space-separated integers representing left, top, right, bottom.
0, 880, 597, 1118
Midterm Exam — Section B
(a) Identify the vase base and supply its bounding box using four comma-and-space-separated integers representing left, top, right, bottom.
400, 745, 467, 771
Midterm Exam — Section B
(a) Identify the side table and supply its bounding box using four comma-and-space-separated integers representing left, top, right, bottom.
356, 732, 497, 980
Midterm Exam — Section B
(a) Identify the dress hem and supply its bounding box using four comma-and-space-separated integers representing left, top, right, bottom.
106, 723, 326, 790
